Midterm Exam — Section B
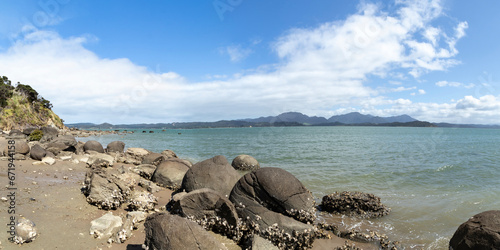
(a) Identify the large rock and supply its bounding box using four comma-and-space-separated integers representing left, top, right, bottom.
172, 188, 239, 227
9, 129, 26, 139
126, 190, 157, 212
30, 144, 47, 161
1, 139, 30, 156
87, 153, 115, 168
40, 126, 59, 143
232, 154, 260, 171
132, 164, 157, 179
143, 213, 228, 250
106, 141, 125, 153
125, 147, 151, 163
45, 135, 77, 154
83, 169, 131, 210
229, 167, 317, 248
152, 159, 190, 189
181, 155, 240, 197
449, 210, 500, 250
83, 140, 105, 153
320, 191, 391, 218
142, 153, 166, 166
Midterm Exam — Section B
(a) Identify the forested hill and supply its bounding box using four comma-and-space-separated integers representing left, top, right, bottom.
0, 75, 65, 131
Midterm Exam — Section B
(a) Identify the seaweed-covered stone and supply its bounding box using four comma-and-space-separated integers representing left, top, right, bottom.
320, 191, 390, 218
449, 210, 500, 250
144, 213, 228, 250
181, 155, 240, 197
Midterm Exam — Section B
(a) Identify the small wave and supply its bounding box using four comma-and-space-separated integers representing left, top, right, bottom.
435, 164, 455, 172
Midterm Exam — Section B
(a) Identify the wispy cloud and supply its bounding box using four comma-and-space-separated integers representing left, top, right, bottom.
220, 45, 252, 62
436, 80, 475, 88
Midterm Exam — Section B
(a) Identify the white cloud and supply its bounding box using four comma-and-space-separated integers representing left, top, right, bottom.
221, 45, 252, 62
0, 0, 485, 124
436, 80, 475, 88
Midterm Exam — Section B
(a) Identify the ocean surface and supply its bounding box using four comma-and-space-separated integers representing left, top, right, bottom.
79, 126, 500, 249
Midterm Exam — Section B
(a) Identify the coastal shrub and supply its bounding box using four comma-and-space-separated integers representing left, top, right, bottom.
29, 129, 44, 141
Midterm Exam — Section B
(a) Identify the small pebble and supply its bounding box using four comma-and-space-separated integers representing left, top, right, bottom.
63, 176, 69, 180
1, 197, 7, 202
32, 182, 37, 185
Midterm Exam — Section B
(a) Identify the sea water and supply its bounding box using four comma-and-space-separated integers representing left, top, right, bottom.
80, 126, 500, 249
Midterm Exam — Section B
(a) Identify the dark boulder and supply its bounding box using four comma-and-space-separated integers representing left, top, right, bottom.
45, 135, 77, 154
30, 144, 47, 161
106, 141, 125, 153
229, 167, 317, 248
230, 167, 316, 223
142, 153, 166, 166
181, 155, 241, 197
40, 126, 59, 143
22, 127, 38, 136
143, 212, 228, 250
171, 188, 239, 227
83, 140, 105, 153
449, 210, 500, 250
320, 191, 391, 218
152, 159, 190, 189
232, 154, 260, 171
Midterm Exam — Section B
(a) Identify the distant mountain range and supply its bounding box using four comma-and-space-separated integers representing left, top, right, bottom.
66, 111, 500, 129
66, 111, 448, 129
241, 112, 417, 125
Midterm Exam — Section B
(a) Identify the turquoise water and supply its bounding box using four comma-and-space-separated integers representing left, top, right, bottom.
80, 126, 500, 249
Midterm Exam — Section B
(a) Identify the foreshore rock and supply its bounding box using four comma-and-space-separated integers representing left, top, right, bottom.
449, 210, 500, 250
320, 191, 391, 218
181, 155, 241, 197
230, 167, 318, 249
144, 212, 229, 250
152, 159, 191, 190
232, 154, 260, 171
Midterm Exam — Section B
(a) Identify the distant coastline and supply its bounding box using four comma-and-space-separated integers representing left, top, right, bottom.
66, 111, 500, 130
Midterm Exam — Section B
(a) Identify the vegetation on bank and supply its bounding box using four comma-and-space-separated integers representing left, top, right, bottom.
0, 75, 65, 130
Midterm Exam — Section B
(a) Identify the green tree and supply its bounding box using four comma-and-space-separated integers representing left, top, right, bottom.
0, 75, 14, 107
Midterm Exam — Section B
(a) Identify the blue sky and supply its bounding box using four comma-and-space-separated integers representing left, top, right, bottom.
1, 0, 500, 124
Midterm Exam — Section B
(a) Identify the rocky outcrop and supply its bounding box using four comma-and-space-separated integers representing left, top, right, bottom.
181, 155, 241, 197
449, 210, 500, 250
87, 153, 115, 168
83, 140, 105, 153
106, 141, 125, 153
232, 154, 260, 171
320, 191, 391, 218
143, 212, 228, 250
152, 159, 191, 190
